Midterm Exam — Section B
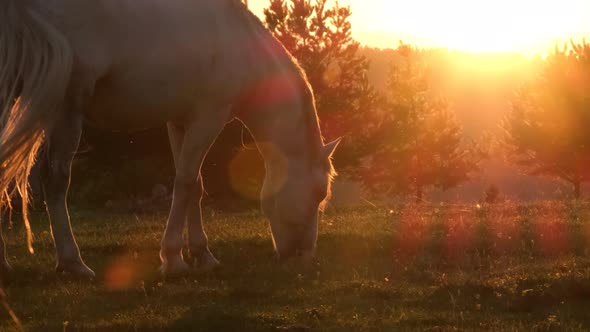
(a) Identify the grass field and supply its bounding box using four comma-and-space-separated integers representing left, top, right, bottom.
2, 202, 590, 331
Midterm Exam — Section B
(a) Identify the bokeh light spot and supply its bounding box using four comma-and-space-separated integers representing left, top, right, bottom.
104, 254, 142, 290
229, 143, 288, 200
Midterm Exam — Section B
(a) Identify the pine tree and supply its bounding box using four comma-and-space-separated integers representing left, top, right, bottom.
363, 43, 481, 202
503, 41, 590, 198
264, 0, 379, 169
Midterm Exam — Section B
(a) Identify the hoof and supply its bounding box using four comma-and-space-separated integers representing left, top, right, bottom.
56, 260, 96, 279
194, 252, 220, 272
160, 256, 190, 277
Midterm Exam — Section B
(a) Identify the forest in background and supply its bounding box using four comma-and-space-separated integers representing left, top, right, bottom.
63, 0, 590, 208
362, 47, 585, 202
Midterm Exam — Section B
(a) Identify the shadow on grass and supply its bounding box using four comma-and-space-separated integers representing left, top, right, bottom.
4, 228, 395, 331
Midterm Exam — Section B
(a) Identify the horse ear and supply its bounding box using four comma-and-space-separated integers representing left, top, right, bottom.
323, 137, 342, 159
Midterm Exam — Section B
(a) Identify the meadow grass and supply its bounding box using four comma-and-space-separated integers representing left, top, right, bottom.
1, 202, 590, 331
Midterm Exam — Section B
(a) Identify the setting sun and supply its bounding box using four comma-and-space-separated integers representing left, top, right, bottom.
390, 0, 590, 53
249, 0, 590, 54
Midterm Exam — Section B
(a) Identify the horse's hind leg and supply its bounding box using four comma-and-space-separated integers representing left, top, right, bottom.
186, 172, 220, 270
41, 111, 94, 278
161, 112, 227, 276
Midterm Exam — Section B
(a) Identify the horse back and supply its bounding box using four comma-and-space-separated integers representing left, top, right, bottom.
35, 0, 254, 129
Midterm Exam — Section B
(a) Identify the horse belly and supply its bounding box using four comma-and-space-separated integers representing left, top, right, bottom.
83, 78, 195, 131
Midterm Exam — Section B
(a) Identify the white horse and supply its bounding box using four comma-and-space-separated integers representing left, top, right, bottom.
0, 0, 340, 280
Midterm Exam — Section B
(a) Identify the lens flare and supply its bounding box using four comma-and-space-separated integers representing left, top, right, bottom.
488, 205, 520, 255
104, 254, 143, 290
229, 144, 265, 200
394, 205, 428, 263
229, 143, 288, 200
443, 209, 474, 260
534, 203, 570, 257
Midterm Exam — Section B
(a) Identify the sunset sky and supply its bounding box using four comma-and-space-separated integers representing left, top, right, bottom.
248, 0, 590, 54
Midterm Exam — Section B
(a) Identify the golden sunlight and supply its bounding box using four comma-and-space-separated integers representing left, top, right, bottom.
398, 0, 587, 53
249, 0, 590, 54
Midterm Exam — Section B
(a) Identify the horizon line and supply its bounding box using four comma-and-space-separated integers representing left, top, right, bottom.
353, 30, 590, 56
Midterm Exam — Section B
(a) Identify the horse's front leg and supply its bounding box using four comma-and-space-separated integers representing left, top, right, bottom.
41, 111, 94, 278
167, 124, 219, 272
160, 110, 228, 276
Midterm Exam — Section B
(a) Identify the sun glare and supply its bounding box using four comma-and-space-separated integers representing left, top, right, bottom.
249, 0, 590, 54
379, 0, 588, 54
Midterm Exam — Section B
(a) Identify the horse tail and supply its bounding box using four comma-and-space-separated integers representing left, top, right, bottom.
0, 1, 73, 253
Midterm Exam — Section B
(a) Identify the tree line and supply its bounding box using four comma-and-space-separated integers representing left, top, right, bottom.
263, 0, 589, 201
71, 0, 590, 207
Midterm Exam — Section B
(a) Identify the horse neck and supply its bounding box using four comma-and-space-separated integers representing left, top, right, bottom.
231, 5, 324, 166
239, 86, 323, 168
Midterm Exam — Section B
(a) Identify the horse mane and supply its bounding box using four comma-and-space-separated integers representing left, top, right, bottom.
230, 0, 337, 202
230, 0, 329, 151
